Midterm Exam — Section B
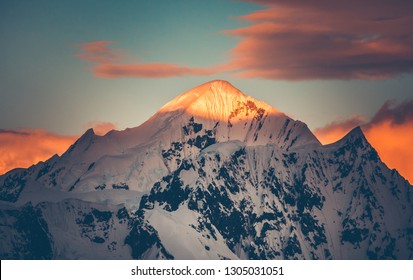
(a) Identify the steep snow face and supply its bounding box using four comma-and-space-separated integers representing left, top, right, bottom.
134, 127, 413, 260
0, 199, 134, 259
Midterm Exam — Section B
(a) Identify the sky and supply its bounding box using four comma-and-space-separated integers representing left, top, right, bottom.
1, 0, 412, 182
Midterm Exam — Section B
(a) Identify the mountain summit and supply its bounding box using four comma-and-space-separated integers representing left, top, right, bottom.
0, 81, 412, 260
160, 80, 247, 111
159, 80, 278, 119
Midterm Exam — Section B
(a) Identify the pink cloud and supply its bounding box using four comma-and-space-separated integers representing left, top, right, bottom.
93, 63, 217, 79
75, 1, 413, 81
74, 41, 123, 64
226, 0, 413, 80
75, 41, 220, 78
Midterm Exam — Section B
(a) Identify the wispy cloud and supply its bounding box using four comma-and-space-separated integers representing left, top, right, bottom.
368, 99, 413, 126
0, 129, 30, 136
226, 0, 413, 80
75, 1, 413, 81
313, 115, 365, 144
0, 129, 76, 175
314, 99, 413, 183
93, 63, 218, 79
0, 121, 118, 175
75, 41, 220, 78
74, 41, 123, 64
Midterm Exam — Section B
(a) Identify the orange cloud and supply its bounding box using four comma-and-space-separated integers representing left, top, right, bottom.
75, 41, 220, 78
314, 115, 365, 145
0, 129, 76, 175
226, 0, 413, 80
0, 121, 117, 175
365, 121, 413, 184
314, 100, 413, 183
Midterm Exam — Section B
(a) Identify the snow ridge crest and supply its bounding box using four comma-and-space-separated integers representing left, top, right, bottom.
159, 80, 281, 121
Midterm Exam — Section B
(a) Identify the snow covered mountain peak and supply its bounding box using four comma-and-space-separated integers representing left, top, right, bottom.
342, 126, 365, 141
0, 81, 412, 260
152, 80, 319, 149
160, 80, 245, 110
326, 126, 369, 149
159, 80, 281, 121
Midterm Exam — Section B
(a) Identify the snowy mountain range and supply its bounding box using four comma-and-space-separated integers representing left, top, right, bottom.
0, 80, 412, 259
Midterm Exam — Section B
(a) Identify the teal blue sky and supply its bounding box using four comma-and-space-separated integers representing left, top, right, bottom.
1, 0, 413, 136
